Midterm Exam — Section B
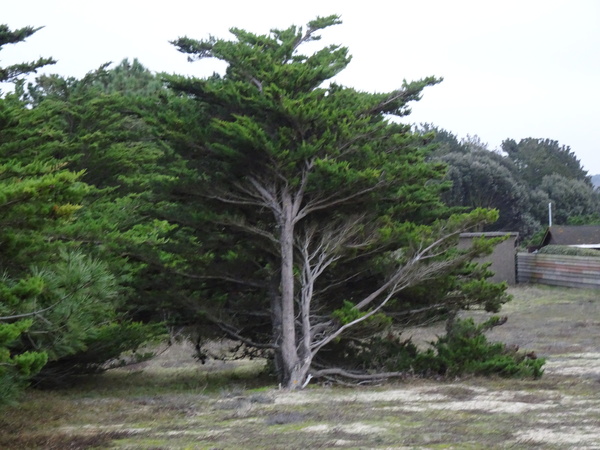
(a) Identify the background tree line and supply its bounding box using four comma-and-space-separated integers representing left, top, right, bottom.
0, 18, 572, 399
419, 125, 599, 239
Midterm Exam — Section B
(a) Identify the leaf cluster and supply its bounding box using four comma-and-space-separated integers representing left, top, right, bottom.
0, 24, 56, 84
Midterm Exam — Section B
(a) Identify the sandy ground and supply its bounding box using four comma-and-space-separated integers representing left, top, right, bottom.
4, 285, 600, 449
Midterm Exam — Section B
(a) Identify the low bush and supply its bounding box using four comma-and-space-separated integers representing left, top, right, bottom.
0, 320, 48, 406
537, 245, 600, 257
425, 316, 545, 378
331, 316, 544, 380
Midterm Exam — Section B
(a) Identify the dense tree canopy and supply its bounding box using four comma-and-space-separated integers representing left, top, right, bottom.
540, 174, 599, 225
0, 29, 164, 402
1, 16, 561, 399
420, 126, 599, 237
163, 16, 508, 389
0, 24, 66, 403
441, 150, 530, 231
502, 138, 590, 188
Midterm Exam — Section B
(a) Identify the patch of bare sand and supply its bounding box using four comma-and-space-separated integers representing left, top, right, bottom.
277, 390, 556, 422
303, 422, 387, 434
545, 353, 600, 377
275, 386, 447, 406
275, 355, 600, 419
276, 384, 558, 414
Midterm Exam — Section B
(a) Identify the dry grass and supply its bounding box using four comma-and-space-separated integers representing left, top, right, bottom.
1, 284, 600, 449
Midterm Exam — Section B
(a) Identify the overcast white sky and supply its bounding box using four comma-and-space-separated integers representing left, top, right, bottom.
3, 0, 600, 173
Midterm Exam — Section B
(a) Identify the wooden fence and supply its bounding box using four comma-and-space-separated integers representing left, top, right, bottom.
517, 253, 600, 289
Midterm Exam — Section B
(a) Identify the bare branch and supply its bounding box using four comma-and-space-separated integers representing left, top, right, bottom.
208, 315, 277, 350
291, 159, 314, 218
250, 76, 263, 93
0, 301, 61, 321
207, 192, 266, 208
216, 217, 279, 245
295, 215, 372, 359
309, 225, 483, 356
311, 282, 406, 355
167, 271, 265, 289
311, 367, 408, 382
244, 177, 281, 211
295, 181, 383, 223
352, 229, 463, 311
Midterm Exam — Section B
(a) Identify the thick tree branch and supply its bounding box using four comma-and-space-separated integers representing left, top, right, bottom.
311, 367, 408, 382
295, 182, 383, 223
309, 227, 482, 356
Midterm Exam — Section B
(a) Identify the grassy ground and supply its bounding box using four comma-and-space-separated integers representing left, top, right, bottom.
1, 284, 600, 449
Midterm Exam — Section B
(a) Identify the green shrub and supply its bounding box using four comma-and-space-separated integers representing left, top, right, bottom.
331, 316, 544, 380
0, 320, 48, 406
429, 317, 545, 378
538, 245, 600, 257
4, 251, 164, 388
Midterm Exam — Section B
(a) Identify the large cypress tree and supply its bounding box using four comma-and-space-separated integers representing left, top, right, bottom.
164, 16, 505, 389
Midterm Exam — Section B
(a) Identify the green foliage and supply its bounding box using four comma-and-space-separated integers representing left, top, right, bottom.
420, 127, 599, 239
0, 87, 89, 399
342, 317, 544, 379
161, 17, 513, 387
2, 250, 163, 385
537, 245, 600, 257
567, 214, 600, 226
331, 300, 367, 325
0, 16, 523, 390
18, 62, 188, 323
0, 320, 48, 406
1, 56, 168, 396
0, 24, 55, 85
391, 232, 510, 327
525, 228, 547, 248
429, 317, 544, 378
502, 138, 590, 188
0, 26, 74, 402
539, 174, 599, 225
440, 150, 530, 232
330, 301, 392, 339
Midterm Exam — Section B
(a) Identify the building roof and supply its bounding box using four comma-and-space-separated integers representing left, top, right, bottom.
541, 225, 600, 246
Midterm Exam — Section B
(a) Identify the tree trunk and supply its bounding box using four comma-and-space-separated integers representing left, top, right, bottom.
279, 192, 301, 389
285, 359, 312, 389
269, 277, 284, 383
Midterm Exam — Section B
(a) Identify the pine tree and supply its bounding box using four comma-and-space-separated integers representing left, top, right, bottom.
1, 37, 163, 399
0, 24, 63, 404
